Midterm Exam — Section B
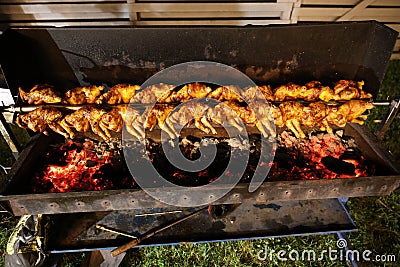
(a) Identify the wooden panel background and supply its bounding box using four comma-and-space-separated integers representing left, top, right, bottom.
0, 1, 132, 27
0, 0, 398, 57
293, 0, 400, 59
127, 1, 299, 26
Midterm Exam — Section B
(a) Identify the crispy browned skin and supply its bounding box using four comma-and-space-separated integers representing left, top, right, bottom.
274, 83, 307, 101
60, 106, 109, 141
242, 85, 274, 102
208, 102, 244, 133
96, 84, 139, 104
131, 84, 176, 104
16, 107, 69, 138
333, 80, 372, 100
19, 80, 372, 106
15, 100, 374, 141
166, 102, 213, 138
326, 100, 374, 128
99, 106, 124, 132
19, 84, 62, 104
273, 80, 372, 102
15, 81, 374, 141
64, 85, 105, 104
60, 107, 91, 139
164, 82, 212, 103
279, 102, 306, 138
208, 85, 243, 102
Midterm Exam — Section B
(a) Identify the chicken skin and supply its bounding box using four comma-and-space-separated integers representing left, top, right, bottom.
19, 84, 62, 104
64, 85, 105, 104
96, 84, 139, 104
16, 107, 69, 138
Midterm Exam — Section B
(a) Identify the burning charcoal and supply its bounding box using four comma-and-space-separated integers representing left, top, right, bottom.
185, 135, 201, 143
86, 160, 97, 167
340, 148, 363, 160
274, 151, 294, 169
321, 156, 355, 175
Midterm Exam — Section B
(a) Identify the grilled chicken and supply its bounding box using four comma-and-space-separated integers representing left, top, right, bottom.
60, 107, 90, 139
273, 80, 372, 102
250, 103, 276, 138
327, 100, 374, 127
15, 100, 375, 141
122, 106, 147, 141
16, 107, 69, 138
144, 105, 177, 139
96, 84, 139, 104
166, 102, 214, 137
242, 85, 274, 102
208, 102, 245, 133
64, 85, 105, 104
15, 80, 375, 142
274, 83, 307, 101
207, 85, 243, 102
131, 83, 176, 104
279, 102, 306, 138
99, 106, 125, 133
83, 106, 110, 141
19, 84, 62, 104
19, 80, 372, 106
61, 106, 109, 141
334, 80, 372, 100
164, 82, 212, 103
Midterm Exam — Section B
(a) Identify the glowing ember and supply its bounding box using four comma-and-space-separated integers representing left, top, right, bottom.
33, 131, 370, 193
274, 131, 369, 180
34, 140, 120, 192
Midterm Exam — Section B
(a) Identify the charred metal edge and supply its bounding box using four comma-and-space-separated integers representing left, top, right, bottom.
1, 175, 399, 216
46, 199, 357, 252
347, 123, 400, 173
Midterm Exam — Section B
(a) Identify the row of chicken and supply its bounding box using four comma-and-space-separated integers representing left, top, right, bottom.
16, 97, 374, 142
18, 79, 372, 106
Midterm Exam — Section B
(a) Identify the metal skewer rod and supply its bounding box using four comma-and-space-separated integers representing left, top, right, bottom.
134, 210, 183, 217
1, 100, 393, 114
95, 225, 137, 239
2, 102, 186, 113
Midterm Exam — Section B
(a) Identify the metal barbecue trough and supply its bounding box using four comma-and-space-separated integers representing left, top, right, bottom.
0, 21, 399, 215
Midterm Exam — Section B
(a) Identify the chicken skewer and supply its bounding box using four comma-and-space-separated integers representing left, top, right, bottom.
17, 80, 373, 107
14, 99, 374, 141
14, 79, 376, 141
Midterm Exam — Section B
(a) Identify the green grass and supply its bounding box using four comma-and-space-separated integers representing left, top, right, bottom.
121, 236, 347, 267
0, 61, 399, 267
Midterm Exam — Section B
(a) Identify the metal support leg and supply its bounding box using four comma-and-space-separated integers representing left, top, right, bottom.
0, 112, 20, 159
376, 99, 400, 140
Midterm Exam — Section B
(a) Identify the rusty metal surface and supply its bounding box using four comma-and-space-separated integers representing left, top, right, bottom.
0, 22, 397, 99
46, 199, 356, 251
3, 175, 399, 216
0, 112, 20, 159
0, 22, 399, 215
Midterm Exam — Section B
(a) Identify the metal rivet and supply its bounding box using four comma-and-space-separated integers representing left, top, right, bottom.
49, 203, 58, 208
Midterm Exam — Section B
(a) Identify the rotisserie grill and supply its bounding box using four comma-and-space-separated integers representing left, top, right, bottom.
0, 21, 399, 218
